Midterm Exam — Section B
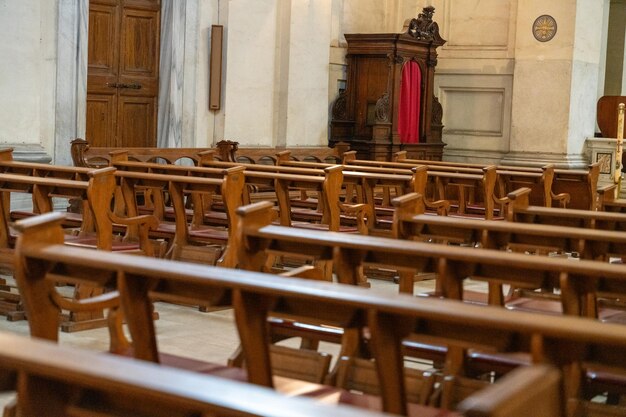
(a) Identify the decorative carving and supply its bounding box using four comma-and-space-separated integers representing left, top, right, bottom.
375, 92, 390, 123
406, 6, 446, 45
432, 95, 443, 125
533, 15, 557, 42
216, 140, 238, 162
70, 138, 90, 168
331, 90, 348, 121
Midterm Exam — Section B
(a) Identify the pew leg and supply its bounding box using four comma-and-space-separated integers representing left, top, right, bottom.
61, 284, 107, 333
300, 338, 320, 351
326, 328, 365, 385
398, 270, 416, 294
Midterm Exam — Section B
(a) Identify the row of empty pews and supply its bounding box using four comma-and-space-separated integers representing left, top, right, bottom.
0, 142, 625, 416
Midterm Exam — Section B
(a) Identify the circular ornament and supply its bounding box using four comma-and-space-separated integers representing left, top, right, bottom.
533, 15, 557, 42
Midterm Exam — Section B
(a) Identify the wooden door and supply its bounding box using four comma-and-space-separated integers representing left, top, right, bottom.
86, 0, 160, 148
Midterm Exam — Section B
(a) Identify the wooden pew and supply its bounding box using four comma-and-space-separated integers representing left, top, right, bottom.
392, 193, 626, 298
0, 168, 156, 329
393, 151, 602, 210
215, 139, 350, 164
0, 332, 396, 417
391, 192, 626, 318
279, 150, 499, 219
15, 212, 626, 416
341, 151, 557, 213
0, 332, 567, 417
112, 167, 245, 268
71, 137, 350, 168
507, 187, 626, 236
236, 200, 626, 315
198, 157, 378, 232
70, 138, 211, 168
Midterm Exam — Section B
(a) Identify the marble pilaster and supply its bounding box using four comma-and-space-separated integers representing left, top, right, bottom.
54, 0, 88, 165
504, 0, 607, 168
157, 1, 185, 149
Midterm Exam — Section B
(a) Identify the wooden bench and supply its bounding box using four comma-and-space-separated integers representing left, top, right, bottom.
71, 137, 350, 168
198, 158, 379, 232
0, 167, 157, 330
343, 151, 559, 213
0, 331, 402, 417
235, 201, 626, 407
508, 187, 626, 236
214, 139, 350, 164
19, 214, 626, 413
0, 331, 567, 417
111, 166, 245, 268
70, 138, 211, 168
392, 192, 626, 314
338, 152, 503, 219
236, 200, 626, 315
278, 150, 502, 220
393, 151, 602, 210
15, 212, 626, 415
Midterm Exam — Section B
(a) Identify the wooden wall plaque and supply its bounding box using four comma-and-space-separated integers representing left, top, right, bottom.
209, 25, 223, 111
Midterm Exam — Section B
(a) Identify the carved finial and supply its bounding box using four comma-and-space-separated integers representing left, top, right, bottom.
405, 6, 446, 45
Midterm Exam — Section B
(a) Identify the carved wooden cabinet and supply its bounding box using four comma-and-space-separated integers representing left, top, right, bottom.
330, 7, 446, 161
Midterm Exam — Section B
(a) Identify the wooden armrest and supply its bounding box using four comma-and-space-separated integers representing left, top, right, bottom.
598, 183, 619, 205
109, 213, 159, 229
457, 365, 562, 417
506, 187, 532, 201
551, 192, 570, 208
51, 290, 120, 312
339, 203, 372, 234
425, 199, 450, 216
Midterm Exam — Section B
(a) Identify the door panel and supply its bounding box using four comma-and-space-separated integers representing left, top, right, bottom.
120, 9, 159, 76
87, 0, 160, 148
86, 95, 117, 147
117, 97, 157, 147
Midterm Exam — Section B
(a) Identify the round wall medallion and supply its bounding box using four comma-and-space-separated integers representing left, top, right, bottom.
533, 15, 557, 42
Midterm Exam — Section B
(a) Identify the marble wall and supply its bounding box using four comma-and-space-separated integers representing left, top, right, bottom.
0, 0, 615, 166
0, 0, 56, 162
431, 0, 516, 164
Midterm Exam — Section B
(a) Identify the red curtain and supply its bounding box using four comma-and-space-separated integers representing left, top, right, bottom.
398, 61, 422, 144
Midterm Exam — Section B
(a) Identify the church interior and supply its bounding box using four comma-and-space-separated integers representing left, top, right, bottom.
1, 0, 626, 416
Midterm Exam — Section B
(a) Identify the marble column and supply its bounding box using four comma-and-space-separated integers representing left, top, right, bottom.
504, 0, 607, 168
157, 1, 186, 148
54, 0, 88, 165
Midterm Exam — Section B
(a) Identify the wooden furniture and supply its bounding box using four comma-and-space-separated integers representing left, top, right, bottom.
15, 212, 626, 415
0, 332, 394, 417
71, 138, 350, 168
71, 138, 211, 168
0, 167, 156, 329
214, 139, 350, 164
394, 193, 626, 263
329, 7, 446, 161
393, 152, 603, 210
86, 1, 160, 148
112, 165, 245, 268
597, 96, 626, 140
